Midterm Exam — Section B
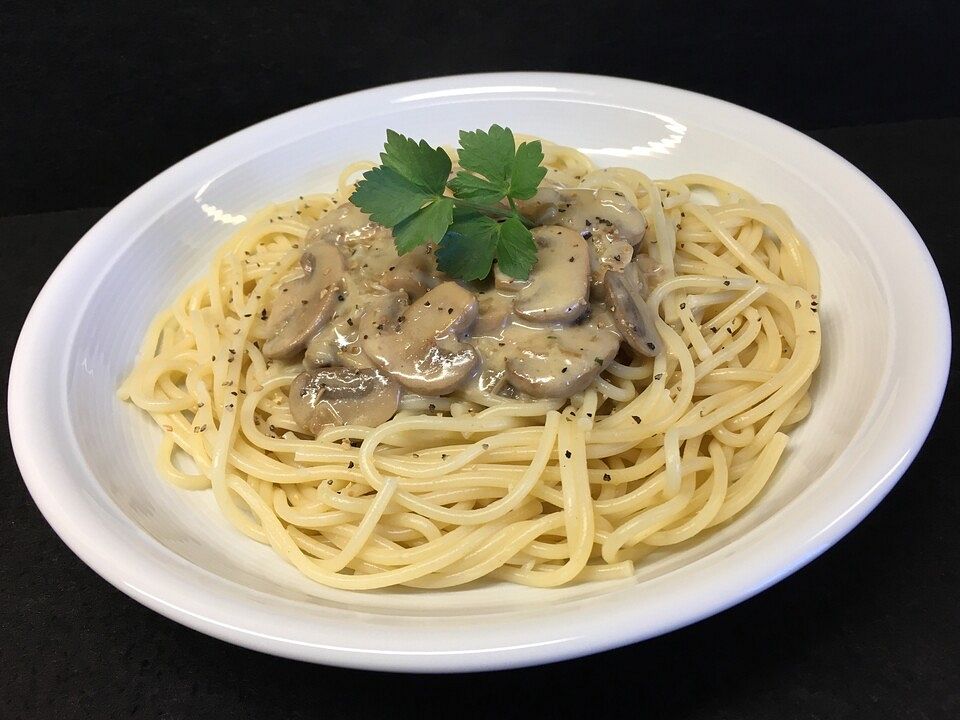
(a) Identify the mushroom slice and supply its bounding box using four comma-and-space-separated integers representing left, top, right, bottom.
519, 187, 647, 246
304, 202, 381, 247
289, 367, 400, 432
505, 322, 620, 398
362, 282, 480, 395
494, 264, 529, 292
262, 244, 345, 360
512, 226, 590, 323
378, 265, 433, 300
604, 261, 664, 357
473, 290, 514, 336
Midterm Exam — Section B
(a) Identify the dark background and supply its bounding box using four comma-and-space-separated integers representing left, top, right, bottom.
3, 1, 960, 216
2, 2, 958, 718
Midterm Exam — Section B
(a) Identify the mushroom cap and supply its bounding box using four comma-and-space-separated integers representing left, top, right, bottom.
362, 282, 480, 395
604, 261, 664, 357
512, 226, 591, 323
289, 367, 400, 432
262, 244, 346, 360
505, 319, 620, 398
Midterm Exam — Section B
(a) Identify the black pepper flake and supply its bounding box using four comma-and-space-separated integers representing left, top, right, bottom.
581, 230, 592, 240
448, 308, 454, 314
632, 415, 642, 423
228, 348, 236, 354
586, 412, 593, 418
602, 473, 612, 482
561, 367, 568, 373
568, 256, 575, 262
654, 373, 664, 380
424, 301, 431, 307
564, 450, 572, 459
441, 453, 448, 460
795, 300, 802, 309
727, 327, 733, 334
347, 461, 354, 469
498, 342, 505, 347
337, 294, 345, 302
347, 318, 354, 326
723, 280, 731, 286
428, 403, 436, 412
243, 313, 252, 317
646, 342, 656, 350
809, 330, 817, 334
680, 302, 686, 309
482, 443, 489, 450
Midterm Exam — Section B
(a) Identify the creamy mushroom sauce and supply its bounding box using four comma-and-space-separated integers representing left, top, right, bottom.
259, 190, 665, 431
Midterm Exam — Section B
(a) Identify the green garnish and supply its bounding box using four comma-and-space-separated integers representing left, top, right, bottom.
349, 125, 547, 281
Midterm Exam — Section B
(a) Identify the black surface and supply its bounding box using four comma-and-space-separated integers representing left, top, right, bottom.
3, 1, 960, 216
1, 118, 957, 718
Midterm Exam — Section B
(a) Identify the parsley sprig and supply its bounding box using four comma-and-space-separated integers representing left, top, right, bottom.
349, 125, 547, 281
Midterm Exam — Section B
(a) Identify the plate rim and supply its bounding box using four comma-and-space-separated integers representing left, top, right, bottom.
8, 71, 951, 672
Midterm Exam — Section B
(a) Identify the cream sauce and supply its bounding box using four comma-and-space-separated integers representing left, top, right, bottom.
264, 192, 663, 429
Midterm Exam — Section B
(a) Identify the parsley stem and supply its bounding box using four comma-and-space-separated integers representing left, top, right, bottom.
450, 197, 535, 228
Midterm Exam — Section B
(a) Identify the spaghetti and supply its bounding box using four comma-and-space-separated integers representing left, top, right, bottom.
119, 137, 821, 589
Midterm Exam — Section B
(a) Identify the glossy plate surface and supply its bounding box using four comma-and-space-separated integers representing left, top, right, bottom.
9, 73, 950, 672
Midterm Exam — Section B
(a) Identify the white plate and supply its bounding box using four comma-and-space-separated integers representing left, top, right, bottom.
9, 73, 950, 672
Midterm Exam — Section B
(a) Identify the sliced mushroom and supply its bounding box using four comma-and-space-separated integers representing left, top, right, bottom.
494, 264, 530, 292
262, 244, 346, 360
519, 187, 647, 245
378, 264, 433, 299
304, 202, 381, 247
505, 320, 620, 398
473, 290, 514, 335
362, 282, 480, 395
289, 367, 400, 432
512, 226, 590, 323
604, 261, 663, 357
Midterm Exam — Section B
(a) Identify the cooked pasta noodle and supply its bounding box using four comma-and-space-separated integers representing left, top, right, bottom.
119, 136, 821, 589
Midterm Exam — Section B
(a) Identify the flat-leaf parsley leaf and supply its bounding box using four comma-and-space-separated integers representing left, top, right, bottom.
349, 125, 545, 280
